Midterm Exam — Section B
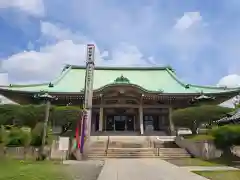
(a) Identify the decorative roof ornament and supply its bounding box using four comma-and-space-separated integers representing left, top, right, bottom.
167, 67, 175, 73
48, 82, 54, 87
34, 90, 58, 101
190, 92, 216, 105
62, 64, 71, 72
185, 84, 190, 89
158, 89, 164, 93
194, 95, 215, 100
80, 88, 85, 92
114, 75, 130, 84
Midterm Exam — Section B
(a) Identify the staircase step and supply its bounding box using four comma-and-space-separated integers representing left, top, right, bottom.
86, 139, 191, 159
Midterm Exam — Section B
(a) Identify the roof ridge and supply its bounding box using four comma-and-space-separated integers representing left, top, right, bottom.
69, 64, 172, 70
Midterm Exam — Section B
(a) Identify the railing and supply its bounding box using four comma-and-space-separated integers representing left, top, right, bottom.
105, 136, 110, 156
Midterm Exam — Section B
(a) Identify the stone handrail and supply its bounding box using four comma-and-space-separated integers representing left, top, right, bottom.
175, 136, 222, 160
105, 136, 110, 155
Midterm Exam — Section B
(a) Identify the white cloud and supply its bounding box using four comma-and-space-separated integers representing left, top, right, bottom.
0, 73, 9, 85
174, 12, 202, 31
107, 43, 157, 66
40, 22, 87, 42
218, 74, 240, 108
217, 74, 240, 88
1, 22, 154, 83
0, 0, 44, 16
165, 11, 211, 64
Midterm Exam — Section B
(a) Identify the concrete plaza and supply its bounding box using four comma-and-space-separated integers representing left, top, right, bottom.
97, 159, 209, 180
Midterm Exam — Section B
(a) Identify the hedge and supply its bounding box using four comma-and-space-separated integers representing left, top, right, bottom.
172, 105, 232, 129
5, 127, 31, 147
210, 125, 240, 149
0, 104, 82, 129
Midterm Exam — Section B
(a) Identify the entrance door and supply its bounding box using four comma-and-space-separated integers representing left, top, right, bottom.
144, 115, 154, 131
106, 116, 114, 131
126, 116, 134, 131
114, 116, 126, 131
95, 113, 99, 131
153, 116, 160, 131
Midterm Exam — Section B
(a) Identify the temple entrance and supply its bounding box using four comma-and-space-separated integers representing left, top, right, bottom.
106, 116, 114, 131
126, 115, 134, 131
106, 115, 135, 131
144, 115, 160, 131
114, 115, 126, 131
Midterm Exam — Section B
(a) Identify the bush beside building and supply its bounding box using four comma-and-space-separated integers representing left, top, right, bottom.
172, 105, 232, 129
0, 104, 82, 128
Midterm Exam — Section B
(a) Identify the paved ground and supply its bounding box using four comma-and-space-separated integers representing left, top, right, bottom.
63, 159, 239, 180
181, 166, 239, 171
64, 160, 104, 180
97, 159, 209, 180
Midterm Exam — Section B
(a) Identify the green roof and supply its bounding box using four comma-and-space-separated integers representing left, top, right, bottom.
1, 65, 240, 94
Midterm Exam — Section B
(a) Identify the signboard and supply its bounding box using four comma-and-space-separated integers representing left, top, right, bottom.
84, 44, 95, 109
59, 137, 69, 151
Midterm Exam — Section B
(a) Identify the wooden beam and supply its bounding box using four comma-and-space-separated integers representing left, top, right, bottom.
93, 104, 170, 108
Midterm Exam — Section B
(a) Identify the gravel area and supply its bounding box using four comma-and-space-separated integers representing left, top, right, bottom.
64, 160, 105, 180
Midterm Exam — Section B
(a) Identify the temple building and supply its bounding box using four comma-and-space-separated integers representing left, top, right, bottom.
0, 65, 239, 135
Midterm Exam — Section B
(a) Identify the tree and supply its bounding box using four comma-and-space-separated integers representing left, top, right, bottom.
0, 104, 82, 131
210, 125, 240, 157
30, 122, 53, 147
172, 105, 232, 131
0, 125, 7, 145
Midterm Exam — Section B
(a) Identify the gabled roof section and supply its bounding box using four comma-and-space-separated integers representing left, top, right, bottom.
0, 64, 240, 94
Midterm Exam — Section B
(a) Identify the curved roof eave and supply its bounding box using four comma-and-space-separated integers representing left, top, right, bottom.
165, 68, 240, 94
0, 65, 73, 91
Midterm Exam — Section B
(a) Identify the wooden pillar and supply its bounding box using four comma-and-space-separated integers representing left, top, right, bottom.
99, 94, 103, 131
169, 107, 175, 135
139, 94, 144, 135
99, 107, 103, 131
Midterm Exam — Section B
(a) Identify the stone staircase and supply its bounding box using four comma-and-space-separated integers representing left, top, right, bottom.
157, 148, 191, 159
106, 148, 156, 158
86, 136, 191, 159
87, 140, 107, 159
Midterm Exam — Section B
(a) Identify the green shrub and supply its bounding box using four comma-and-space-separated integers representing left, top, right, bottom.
210, 125, 240, 157
5, 127, 31, 147
210, 125, 240, 149
186, 134, 215, 141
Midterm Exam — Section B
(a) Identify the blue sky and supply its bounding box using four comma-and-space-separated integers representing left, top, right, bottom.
0, 0, 240, 87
